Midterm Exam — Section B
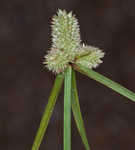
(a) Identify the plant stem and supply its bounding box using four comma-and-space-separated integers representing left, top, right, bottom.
32, 73, 64, 150
64, 66, 72, 150
71, 69, 90, 150
75, 64, 135, 102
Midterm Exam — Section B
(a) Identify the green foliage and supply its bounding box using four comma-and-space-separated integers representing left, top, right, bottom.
31, 74, 64, 150
75, 64, 135, 102
71, 69, 90, 150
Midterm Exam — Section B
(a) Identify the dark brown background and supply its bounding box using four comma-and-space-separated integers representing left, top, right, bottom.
1, 0, 135, 150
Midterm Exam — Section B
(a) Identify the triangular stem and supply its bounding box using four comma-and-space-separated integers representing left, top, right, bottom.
64, 66, 72, 150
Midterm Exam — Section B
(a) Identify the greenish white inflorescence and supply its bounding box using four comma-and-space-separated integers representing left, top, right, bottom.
51, 10, 81, 53
44, 9, 105, 74
75, 44, 105, 69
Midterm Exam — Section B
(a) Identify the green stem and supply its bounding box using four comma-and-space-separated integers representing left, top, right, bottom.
64, 66, 72, 150
71, 69, 90, 150
32, 73, 64, 150
75, 64, 135, 102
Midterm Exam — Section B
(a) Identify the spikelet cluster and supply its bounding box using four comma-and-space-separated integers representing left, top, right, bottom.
44, 49, 71, 73
75, 45, 105, 69
44, 9, 105, 74
51, 10, 81, 53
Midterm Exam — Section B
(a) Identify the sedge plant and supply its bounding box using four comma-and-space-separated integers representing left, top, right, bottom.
31, 10, 135, 150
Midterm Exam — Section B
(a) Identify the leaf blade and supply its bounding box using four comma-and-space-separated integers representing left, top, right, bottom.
75, 64, 135, 102
71, 69, 90, 150
32, 73, 64, 150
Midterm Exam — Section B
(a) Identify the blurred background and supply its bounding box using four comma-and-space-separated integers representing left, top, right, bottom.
1, 0, 135, 150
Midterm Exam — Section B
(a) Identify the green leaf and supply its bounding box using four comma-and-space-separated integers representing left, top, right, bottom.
32, 73, 64, 150
64, 66, 72, 150
75, 64, 135, 102
71, 69, 91, 150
